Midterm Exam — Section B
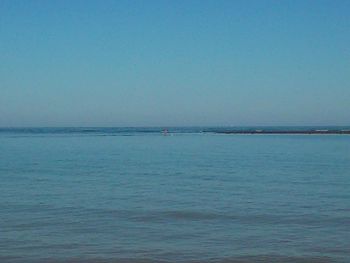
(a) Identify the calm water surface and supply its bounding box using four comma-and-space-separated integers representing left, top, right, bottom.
1, 128, 349, 263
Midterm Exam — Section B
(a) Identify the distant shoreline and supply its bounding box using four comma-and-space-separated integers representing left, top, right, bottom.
205, 129, 350, 135
1, 127, 350, 136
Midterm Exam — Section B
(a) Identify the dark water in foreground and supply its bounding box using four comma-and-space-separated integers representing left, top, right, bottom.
1, 128, 350, 263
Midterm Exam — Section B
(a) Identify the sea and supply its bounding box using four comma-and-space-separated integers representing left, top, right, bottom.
1, 127, 349, 263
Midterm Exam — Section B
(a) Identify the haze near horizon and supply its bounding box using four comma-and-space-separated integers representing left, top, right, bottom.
1, 0, 349, 127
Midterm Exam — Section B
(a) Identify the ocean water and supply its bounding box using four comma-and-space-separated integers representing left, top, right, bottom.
1, 128, 350, 263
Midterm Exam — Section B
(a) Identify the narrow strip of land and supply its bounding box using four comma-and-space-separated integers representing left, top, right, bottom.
205, 129, 350, 135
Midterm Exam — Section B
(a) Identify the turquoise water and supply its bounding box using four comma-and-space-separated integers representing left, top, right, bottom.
1, 128, 350, 263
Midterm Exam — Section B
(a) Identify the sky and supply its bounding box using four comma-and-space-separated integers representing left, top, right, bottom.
1, 0, 349, 127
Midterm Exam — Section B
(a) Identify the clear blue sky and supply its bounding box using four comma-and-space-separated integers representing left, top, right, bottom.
1, 0, 349, 127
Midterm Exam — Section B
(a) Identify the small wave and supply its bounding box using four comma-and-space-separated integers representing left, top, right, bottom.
131, 210, 229, 222
216, 255, 335, 263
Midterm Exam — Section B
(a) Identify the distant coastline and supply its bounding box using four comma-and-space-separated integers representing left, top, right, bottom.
1, 127, 350, 136
204, 129, 350, 135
